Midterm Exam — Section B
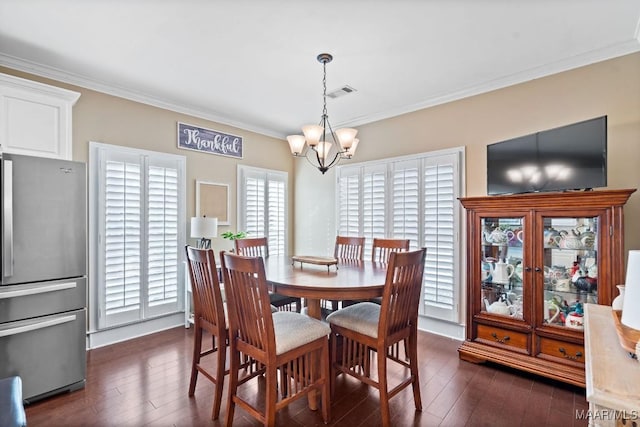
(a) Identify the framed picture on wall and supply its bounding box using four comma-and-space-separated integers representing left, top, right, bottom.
196, 181, 229, 225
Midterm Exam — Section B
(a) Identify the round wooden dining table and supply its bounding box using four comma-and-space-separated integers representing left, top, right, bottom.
263, 255, 389, 410
263, 255, 389, 319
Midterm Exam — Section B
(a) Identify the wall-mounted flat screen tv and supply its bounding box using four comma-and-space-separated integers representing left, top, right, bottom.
487, 116, 607, 195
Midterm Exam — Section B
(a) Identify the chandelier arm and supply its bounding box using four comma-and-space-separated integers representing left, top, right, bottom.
291, 53, 358, 174
302, 146, 324, 170
322, 151, 343, 171
325, 117, 349, 158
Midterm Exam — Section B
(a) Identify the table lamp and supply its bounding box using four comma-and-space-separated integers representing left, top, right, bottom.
190, 216, 218, 249
621, 250, 640, 330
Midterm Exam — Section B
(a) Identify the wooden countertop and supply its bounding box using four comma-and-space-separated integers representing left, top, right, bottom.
584, 303, 640, 413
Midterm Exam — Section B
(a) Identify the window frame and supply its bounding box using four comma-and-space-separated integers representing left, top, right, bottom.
335, 146, 465, 323
89, 141, 186, 332
237, 165, 289, 256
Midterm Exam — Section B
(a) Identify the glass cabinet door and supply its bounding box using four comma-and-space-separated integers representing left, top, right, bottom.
541, 216, 598, 330
480, 216, 525, 320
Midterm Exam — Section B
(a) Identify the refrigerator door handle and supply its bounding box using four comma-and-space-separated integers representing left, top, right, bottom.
0, 281, 77, 299
2, 159, 13, 278
0, 314, 77, 338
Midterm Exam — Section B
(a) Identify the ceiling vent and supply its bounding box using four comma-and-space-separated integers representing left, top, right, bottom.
327, 85, 357, 99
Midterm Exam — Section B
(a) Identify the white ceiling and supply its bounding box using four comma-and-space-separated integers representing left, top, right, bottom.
1, 1, 639, 139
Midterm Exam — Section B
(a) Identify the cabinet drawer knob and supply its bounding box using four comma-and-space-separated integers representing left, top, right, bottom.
524, 266, 532, 272
490, 332, 511, 344
558, 347, 583, 360
534, 267, 542, 273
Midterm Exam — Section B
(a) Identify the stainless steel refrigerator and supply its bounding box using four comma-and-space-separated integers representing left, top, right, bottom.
0, 153, 87, 402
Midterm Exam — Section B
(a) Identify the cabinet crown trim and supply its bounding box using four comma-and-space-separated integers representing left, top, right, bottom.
460, 189, 636, 209
0, 72, 80, 104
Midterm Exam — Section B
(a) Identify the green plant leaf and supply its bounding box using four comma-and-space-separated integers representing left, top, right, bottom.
221, 231, 247, 240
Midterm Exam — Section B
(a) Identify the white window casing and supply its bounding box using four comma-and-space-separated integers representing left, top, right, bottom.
90, 142, 186, 331
238, 165, 288, 256
336, 147, 464, 323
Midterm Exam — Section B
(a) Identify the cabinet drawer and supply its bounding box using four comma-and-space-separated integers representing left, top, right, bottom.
476, 324, 528, 351
0, 309, 86, 400
538, 337, 585, 364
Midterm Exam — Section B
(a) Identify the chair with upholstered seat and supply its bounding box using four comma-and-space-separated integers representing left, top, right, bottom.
235, 237, 301, 312
185, 246, 265, 420
220, 251, 331, 427
371, 237, 410, 262
367, 237, 410, 306
334, 235, 365, 262
326, 248, 426, 427
184, 246, 229, 420
326, 235, 365, 311
341, 236, 409, 308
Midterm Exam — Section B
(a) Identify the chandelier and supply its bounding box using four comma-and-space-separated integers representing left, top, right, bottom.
287, 53, 359, 174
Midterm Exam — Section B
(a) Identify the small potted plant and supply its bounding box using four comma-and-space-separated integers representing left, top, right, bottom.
221, 231, 247, 241
221, 231, 247, 252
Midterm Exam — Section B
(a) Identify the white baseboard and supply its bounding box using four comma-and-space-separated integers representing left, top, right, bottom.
418, 315, 465, 341
87, 313, 184, 349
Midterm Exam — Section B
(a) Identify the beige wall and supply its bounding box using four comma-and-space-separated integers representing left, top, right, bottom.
3, 52, 639, 259
0, 66, 295, 254
294, 53, 640, 259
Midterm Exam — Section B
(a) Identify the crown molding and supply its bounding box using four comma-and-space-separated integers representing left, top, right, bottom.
0, 53, 284, 140
339, 39, 640, 129
2, 39, 639, 138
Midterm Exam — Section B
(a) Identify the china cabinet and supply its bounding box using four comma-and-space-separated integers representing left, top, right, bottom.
458, 189, 635, 387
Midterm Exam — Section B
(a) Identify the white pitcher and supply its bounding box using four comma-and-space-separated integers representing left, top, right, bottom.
492, 259, 514, 284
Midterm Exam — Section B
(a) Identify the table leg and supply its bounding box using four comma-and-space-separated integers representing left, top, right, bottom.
306, 298, 322, 320
305, 298, 322, 411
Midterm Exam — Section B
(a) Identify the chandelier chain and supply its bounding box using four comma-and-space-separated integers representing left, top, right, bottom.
322, 60, 328, 118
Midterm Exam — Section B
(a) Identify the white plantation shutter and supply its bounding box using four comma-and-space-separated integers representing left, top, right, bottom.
422, 155, 457, 320
94, 143, 185, 329
238, 166, 288, 256
337, 171, 360, 237
391, 160, 420, 249
336, 148, 463, 322
244, 176, 266, 237
268, 178, 286, 256
146, 163, 179, 315
362, 166, 386, 259
103, 155, 142, 325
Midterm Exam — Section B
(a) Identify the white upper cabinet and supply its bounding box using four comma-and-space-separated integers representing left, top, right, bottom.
0, 72, 80, 160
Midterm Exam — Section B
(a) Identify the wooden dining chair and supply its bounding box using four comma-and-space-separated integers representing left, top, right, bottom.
185, 246, 227, 420
235, 237, 301, 312
220, 251, 331, 427
234, 236, 270, 258
334, 235, 365, 261
371, 237, 410, 262
325, 235, 366, 311
185, 246, 266, 420
326, 248, 427, 427
365, 237, 411, 306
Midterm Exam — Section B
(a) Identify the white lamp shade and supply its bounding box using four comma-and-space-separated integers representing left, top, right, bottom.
345, 138, 359, 158
621, 250, 640, 330
190, 217, 218, 238
316, 141, 332, 161
302, 125, 323, 146
286, 135, 306, 155
335, 128, 358, 149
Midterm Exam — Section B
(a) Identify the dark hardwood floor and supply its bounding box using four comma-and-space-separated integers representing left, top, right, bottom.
25, 326, 588, 426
